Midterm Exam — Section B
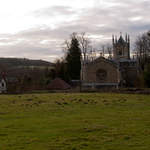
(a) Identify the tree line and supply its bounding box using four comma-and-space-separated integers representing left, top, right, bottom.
135, 31, 150, 87
54, 32, 91, 82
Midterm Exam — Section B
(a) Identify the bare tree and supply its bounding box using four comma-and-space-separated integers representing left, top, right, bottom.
98, 44, 112, 59
62, 33, 78, 59
135, 31, 150, 71
78, 32, 91, 64
106, 44, 113, 59
99, 45, 105, 57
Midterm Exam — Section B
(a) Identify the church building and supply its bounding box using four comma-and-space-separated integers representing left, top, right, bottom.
81, 33, 137, 88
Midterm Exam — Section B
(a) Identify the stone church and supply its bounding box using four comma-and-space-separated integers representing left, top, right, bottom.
81, 34, 137, 88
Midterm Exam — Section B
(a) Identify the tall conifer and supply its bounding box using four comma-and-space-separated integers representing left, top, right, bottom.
66, 34, 81, 80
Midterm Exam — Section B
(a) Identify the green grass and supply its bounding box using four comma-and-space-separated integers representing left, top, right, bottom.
0, 93, 150, 150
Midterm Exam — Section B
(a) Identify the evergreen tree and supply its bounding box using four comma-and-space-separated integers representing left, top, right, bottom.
66, 34, 81, 80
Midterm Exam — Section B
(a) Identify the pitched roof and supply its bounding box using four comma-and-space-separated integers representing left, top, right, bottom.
86, 56, 118, 68
47, 78, 71, 90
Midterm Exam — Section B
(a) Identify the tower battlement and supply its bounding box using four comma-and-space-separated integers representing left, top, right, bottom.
112, 33, 130, 61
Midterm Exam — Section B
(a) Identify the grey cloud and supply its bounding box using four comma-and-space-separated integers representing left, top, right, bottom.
33, 6, 78, 18
20, 1, 150, 40
0, 41, 62, 61
0, 0, 150, 61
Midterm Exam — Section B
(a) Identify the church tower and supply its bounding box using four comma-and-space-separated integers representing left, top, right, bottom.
112, 33, 130, 61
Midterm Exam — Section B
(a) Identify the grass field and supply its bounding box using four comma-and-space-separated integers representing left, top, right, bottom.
0, 93, 150, 150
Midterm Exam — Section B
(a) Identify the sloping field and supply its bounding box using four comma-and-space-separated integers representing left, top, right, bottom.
0, 93, 150, 150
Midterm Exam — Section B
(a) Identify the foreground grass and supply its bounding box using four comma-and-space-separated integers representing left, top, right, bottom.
0, 93, 150, 150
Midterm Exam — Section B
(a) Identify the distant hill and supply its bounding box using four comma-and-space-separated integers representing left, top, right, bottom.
0, 58, 54, 69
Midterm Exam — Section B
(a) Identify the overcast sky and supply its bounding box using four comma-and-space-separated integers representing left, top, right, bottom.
0, 0, 149, 62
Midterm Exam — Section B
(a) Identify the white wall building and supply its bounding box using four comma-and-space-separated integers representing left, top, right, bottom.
0, 78, 7, 93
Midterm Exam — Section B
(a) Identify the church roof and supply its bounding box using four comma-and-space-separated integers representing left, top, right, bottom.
86, 56, 118, 68
118, 35, 125, 44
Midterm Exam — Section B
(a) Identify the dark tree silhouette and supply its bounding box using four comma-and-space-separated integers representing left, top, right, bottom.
66, 33, 81, 80
135, 31, 150, 71
135, 30, 150, 87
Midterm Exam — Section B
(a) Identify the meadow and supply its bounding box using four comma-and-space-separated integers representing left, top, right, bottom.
0, 93, 150, 150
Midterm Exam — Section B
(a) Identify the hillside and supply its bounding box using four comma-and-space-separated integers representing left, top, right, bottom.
0, 58, 54, 68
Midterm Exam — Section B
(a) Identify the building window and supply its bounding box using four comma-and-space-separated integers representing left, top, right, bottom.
119, 50, 122, 55
2, 82, 4, 87
96, 69, 107, 81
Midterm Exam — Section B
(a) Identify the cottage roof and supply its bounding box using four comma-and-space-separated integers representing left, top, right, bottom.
47, 78, 71, 90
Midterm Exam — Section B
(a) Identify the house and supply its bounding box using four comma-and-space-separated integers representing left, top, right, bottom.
0, 77, 7, 93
